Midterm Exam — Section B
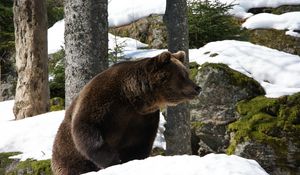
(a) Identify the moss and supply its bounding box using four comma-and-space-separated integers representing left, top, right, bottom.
0, 152, 20, 174
199, 63, 264, 93
191, 121, 205, 129
227, 93, 300, 164
189, 62, 200, 81
50, 97, 64, 111
7, 159, 52, 175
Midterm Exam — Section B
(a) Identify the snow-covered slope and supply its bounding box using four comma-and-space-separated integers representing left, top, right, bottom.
84, 154, 269, 175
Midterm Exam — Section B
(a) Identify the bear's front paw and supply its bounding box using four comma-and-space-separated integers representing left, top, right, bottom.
94, 144, 121, 169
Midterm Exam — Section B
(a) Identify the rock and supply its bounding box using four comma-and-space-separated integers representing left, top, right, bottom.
190, 62, 265, 156
228, 94, 300, 175
109, 15, 167, 49
248, 29, 300, 56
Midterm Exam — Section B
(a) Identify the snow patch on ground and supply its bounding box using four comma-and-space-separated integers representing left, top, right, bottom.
84, 154, 269, 175
0, 100, 15, 122
0, 109, 64, 161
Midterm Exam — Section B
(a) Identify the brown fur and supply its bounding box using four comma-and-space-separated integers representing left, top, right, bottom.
51, 51, 201, 175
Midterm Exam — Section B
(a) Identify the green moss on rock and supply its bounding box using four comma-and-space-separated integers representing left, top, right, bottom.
191, 121, 205, 129
227, 93, 300, 159
189, 62, 200, 81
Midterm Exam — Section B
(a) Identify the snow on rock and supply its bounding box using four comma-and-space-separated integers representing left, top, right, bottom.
242, 12, 300, 37
48, 20, 149, 54
190, 40, 300, 98
108, 0, 165, 27
0, 110, 64, 160
216, 0, 300, 19
84, 154, 269, 175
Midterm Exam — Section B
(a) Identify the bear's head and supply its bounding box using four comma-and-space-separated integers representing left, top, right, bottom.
146, 51, 201, 108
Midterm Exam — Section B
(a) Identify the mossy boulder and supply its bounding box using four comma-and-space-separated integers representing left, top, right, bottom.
228, 93, 300, 175
0, 152, 52, 175
190, 63, 265, 155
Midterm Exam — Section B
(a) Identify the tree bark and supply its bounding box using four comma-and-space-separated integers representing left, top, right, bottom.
64, 0, 108, 107
13, 0, 49, 119
163, 0, 192, 155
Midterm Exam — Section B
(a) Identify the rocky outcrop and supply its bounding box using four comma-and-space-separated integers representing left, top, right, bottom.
229, 94, 300, 175
109, 15, 167, 49
190, 62, 265, 156
190, 62, 300, 175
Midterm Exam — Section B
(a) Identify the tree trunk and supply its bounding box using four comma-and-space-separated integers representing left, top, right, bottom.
163, 0, 192, 155
64, 0, 108, 107
13, 0, 49, 119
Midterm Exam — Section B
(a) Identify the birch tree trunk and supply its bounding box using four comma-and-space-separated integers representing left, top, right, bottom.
64, 0, 108, 107
163, 0, 192, 155
13, 0, 49, 119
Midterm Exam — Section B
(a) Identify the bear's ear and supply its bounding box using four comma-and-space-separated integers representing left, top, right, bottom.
156, 51, 171, 65
172, 51, 186, 63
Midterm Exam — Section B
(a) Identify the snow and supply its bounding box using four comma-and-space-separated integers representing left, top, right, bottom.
191, 40, 300, 98
0, 100, 15, 122
0, 100, 64, 160
108, 0, 165, 27
242, 12, 300, 37
48, 20, 65, 54
48, 20, 148, 54
84, 154, 269, 175
215, 0, 300, 19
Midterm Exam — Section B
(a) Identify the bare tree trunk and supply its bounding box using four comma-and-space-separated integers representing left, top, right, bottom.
163, 0, 192, 155
13, 0, 49, 120
64, 0, 108, 107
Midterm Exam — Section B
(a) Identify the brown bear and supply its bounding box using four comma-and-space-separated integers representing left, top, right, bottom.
51, 51, 201, 175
